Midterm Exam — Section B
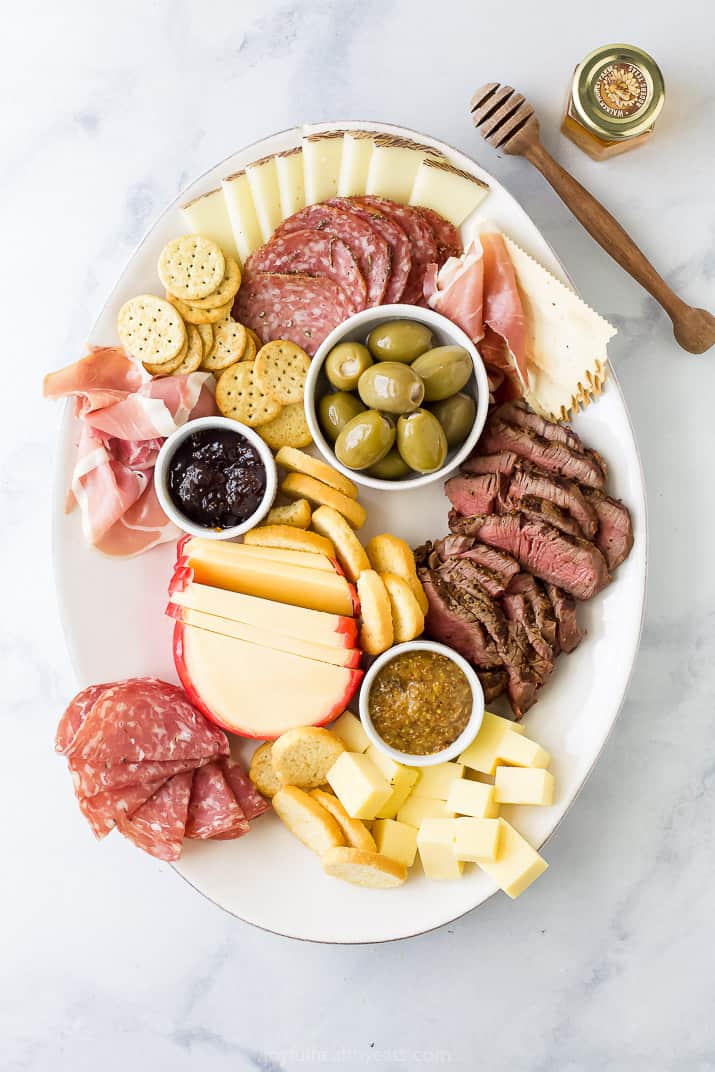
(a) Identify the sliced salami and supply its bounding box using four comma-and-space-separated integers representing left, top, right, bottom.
69, 754, 212, 798
78, 777, 167, 839
414, 206, 463, 265
246, 229, 367, 312
234, 273, 354, 356
185, 761, 250, 839
328, 197, 411, 304
357, 197, 438, 305
275, 203, 390, 305
221, 758, 270, 820
117, 770, 193, 862
55, 681, 117, 754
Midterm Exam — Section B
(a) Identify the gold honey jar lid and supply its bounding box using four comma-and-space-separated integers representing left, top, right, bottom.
570, 44, 665, 141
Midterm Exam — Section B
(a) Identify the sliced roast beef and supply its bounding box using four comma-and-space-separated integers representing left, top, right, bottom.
445, 472, 504, 517
507, 465, 599, 539
481, 416, 606, 489
507, 573, 559, 653
496, 400, 585, 453
477, 668, 508, 702
461, 451, 519, 477
511, 494, 585, 539
544, 583, 582, 653
449, 511, 611, 600
582, 488, 634, 571
419, 569, 501, 668
502, 589, 553, 663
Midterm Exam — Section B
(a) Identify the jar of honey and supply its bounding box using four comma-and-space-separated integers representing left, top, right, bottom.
562, 44, 665, 161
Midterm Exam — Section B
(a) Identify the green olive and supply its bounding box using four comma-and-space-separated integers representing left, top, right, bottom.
334, 409, 396, 470
429, 392, 477, 448
368, 448, 412, 480
318, 391, 366, 443
410, 346, 473, 402
357, 361, 425, 414
396, 409, 448, 474
366, 320, 434, 363
324, 341, 373, 391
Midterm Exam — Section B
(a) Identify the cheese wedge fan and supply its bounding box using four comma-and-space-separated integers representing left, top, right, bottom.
181, 188, 239, 262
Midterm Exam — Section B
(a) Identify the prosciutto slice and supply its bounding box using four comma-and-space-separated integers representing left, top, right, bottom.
426, 240, 484, 342
481, 231, 529, 386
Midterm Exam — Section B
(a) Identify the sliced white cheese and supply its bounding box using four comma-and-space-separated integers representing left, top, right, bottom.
302, 131, 345, 204
181, 188, 239, 262
409, 158, 489, 227
246, 155, 282, 243
365, 134, 442, 204
503, 235, 616, 420
275, 147, 306, 219
338, 132, 375, 196
221, 170, 264, 262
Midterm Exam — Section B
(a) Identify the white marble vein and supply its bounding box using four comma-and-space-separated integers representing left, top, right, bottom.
4, 0, 715, 1068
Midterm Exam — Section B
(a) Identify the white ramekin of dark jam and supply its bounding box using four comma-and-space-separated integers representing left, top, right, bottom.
155, 416, 277, 539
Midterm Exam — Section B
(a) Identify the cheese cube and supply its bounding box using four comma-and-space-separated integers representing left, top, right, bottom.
366, 746, 420, 819
397, 795, 455, 828
477, 819, 548, 899
494, 767, 554, 805
246, 156, 282, 243
417, 819, 463, 880
498, 731, 551, 770
453, 818, 501, 862
372, 819, 418, 868
446, 779, 499, 819
459, 711, 525, 775
410, 761, 464, 800
331, 711, 370, 754
326, 752, 391, 820
409, 158, 489, 227
181, 188, 239, 262
275, 147, 306, 220
338, 132, 375, 196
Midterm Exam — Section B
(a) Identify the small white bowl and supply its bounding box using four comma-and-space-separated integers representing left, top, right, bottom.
359, 640, 485, 767
155, 416, 277, 540
305, 304, 490, 492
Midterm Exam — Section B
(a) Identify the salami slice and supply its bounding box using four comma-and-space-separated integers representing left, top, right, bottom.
234, 273, 354, 357
357, 197, 438, 305
69, 754, 212, 798
117, 770, 193, 862
55, 681, 117, 754
276, 203, 390, 305
328, 198, 411, 304
78, 777, 167, 839
414, 206, 463, 265
221, 758, 270, 820
68, 678, 229, 766
246, 229, 367, 312
185, 761, 250, 839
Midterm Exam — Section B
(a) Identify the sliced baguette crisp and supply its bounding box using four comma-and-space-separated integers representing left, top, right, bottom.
311, 788, 377, 852
321, 846, 408, 888
275, 446, 358, 499
311, 505, 370, 583
243, 524, 335, 558
265, 499, 312, 529
248, 741, 282, 798
381, 572, 425, 643
366, 533, 428, 613
281, 473, 367, 530
356, 570, 393, 655
272, 786, 345, 854
271, 727, 346, 789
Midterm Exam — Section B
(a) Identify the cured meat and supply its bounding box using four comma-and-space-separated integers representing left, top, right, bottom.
357, 197, 438, 305
55, 682, 116, 754
481, 232, 529, 386
221, 758, 270, 820
185, 762, 250, 839
426, 241, 484, 340
276, 203, 390, 305
118, 771, 193, 862
78, 777, 166, 839
246, 229, 367, 312
328, 197, 412, 304
69, 754, 212, 799
234, 273, 354, 356
414, 206, 462, 264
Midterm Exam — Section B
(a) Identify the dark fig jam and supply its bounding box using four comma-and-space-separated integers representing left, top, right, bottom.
168, 428, 267, 529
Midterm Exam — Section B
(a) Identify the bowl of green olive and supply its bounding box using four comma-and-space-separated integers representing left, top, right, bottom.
305, 304, 490, 490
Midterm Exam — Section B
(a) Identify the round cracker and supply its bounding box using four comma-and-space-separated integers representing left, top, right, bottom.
196, 322, 214, 359
215, 361, 282, 427
202, 317, 247, 371
158, 234, 225, 300
170, 323, 203, 375
257, 402, 312, 451
255, 340, 311, 405
239, 327, 257, 363
118, 294, 186, 364
183, 256, 241, 310
142, 334, 188, 376
166, 292, 233, 325
246, 327, 262, 350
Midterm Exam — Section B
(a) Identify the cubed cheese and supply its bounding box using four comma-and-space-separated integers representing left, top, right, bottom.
330, 711, 370, 753
396, 795, 455, 829
410, 761, 464, 800
372, 819, 418, 868
366, 746, 420, 819
453, 818, 501, 862
498, 731, 551, 770
446, 779, 499, 819
326, 752, 391, 820
458, 711, 525, 775
494, 767, 554, 805
477, 819, 548, 899
417, 819, 463, 880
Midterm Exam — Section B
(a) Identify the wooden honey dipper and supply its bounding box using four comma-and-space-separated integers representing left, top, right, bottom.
470, 83, 715, 354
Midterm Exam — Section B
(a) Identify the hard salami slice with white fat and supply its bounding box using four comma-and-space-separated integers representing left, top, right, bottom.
234, 273, 354, 356
275, 203, 390, 306
69, 754, 211, 798
185, 761, 250, 839
78, 777, 166, 839
246, 229, 367, 312
221, 757, 270, 820
328, 197, 412, 304
357, 197, 438, 305
414, 206, 463, 264
117, 770, 194, 862
55, 681, 117, 754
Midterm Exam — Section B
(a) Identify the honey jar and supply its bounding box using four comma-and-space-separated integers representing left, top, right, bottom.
562, 44, 665, 160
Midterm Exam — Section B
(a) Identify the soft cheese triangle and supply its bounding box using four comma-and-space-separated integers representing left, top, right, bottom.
502, 235, 616, 421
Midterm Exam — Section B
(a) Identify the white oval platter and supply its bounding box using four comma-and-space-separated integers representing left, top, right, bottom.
53, 121, 647, 943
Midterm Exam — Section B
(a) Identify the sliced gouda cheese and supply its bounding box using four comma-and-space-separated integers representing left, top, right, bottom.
409, 158, 489, 227
302, 131, 345, 204
183, 537, 334, 573
338, 132, 375, 196
365, 134, 442, 204
275, 147, 306, 219
222, 170, 263, 262
181, 187, 239, 261
246, 155, 283, 243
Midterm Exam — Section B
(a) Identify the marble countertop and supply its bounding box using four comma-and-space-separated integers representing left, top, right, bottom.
6, 1, 714, 1068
